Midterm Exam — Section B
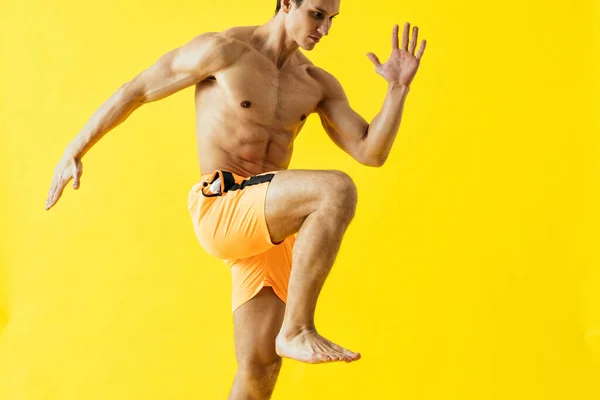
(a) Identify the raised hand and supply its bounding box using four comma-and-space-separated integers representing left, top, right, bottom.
367, 22, 427, 87
45, 154, 83, 210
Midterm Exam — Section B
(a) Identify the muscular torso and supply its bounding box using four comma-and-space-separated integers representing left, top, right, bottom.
194, 27, 326, 177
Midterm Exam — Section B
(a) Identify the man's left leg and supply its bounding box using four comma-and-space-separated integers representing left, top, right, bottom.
229, 287, 285, 400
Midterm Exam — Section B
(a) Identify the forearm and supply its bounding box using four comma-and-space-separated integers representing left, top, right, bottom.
65, 84, 142, 159
362, 83, 410, 165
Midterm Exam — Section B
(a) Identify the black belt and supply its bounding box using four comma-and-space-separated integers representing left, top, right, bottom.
202, 170, 275, 197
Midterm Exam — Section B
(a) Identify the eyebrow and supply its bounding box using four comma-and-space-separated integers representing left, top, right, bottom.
314, 7, 340, 17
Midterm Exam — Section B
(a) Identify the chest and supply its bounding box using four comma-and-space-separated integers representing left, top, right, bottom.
215, 55, 324, 127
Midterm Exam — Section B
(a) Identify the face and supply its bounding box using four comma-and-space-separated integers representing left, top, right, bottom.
283, 0, 340, 50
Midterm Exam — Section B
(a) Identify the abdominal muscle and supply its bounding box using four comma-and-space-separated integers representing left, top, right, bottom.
193, 82, 307, 178
196, 126, 295, 178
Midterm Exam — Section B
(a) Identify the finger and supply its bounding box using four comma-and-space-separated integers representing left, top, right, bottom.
409, 26, 418, 55
46, 177, 68, 210
391, 24, 399, 49
46, 183, 58, 210
402, 22, 410, 51
45, 176, 58, 206
416, 39, 427, 61
72, 159, 83, 190
366, 52, 382, 67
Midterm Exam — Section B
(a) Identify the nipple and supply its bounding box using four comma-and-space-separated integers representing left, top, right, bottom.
241, 100, 252, 108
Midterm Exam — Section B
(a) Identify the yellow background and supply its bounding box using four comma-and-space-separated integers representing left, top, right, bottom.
1, 0, 598, 398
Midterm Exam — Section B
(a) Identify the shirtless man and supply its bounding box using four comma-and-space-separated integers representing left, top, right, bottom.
45, 0, 426, 398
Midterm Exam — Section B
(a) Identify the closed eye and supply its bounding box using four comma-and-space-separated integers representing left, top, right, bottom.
311, 10, 338, 21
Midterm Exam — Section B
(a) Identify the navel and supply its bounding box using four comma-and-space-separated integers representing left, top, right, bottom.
300, 114, 306, 121
240, 100, 252, 108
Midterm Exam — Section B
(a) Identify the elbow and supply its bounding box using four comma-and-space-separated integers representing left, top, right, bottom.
359, 154, 386, 168
366, 158, 386, 168
357, 130, 387, 167
120, 81, 145, 104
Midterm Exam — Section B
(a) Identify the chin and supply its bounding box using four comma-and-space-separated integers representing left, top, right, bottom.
301, 40, 317, 51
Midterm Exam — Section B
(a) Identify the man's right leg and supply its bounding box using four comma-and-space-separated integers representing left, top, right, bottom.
264, 169, 361, 363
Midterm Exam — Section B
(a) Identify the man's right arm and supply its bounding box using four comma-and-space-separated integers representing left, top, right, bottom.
66, 32, 228, 159
46, 32, 233, 210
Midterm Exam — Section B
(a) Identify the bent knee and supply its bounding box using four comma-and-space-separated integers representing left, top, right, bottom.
322, 170, 358, 214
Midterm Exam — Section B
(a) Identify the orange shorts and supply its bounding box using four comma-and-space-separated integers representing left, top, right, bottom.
187, 170, 294, 312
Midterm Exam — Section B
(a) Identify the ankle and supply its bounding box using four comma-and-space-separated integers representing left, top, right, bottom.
279, 320, 316, 339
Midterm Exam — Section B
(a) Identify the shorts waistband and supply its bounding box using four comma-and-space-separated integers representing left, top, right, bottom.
199, 170, 276, 198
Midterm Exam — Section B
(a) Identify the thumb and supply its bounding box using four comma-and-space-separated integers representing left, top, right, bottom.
366, 52, 382, 68
72, 158, 83, 190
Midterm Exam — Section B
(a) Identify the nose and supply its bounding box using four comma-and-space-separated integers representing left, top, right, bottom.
318, 20, 331, 36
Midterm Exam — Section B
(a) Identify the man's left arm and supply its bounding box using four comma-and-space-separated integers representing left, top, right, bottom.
316, 22, 426, 167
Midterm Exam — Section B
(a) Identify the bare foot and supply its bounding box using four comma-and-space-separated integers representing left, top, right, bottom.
275, 328, 361, 364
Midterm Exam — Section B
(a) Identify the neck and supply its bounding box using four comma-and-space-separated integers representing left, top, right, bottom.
252, 13, 299, 69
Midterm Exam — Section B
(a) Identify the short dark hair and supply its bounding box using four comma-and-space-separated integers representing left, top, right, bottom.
275, 0, 304, 14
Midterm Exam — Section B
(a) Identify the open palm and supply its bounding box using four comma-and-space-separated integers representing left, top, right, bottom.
367, 22, 427, 87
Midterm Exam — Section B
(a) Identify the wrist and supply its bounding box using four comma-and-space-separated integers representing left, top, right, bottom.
65, 141, 82, 160
387, 81, 410, 93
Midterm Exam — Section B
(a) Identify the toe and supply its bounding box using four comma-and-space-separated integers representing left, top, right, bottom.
341, 350, 360, 362
326, 346, 346, 362
317, 353, 331, 363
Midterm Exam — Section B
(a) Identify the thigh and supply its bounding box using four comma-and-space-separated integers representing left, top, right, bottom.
233, 287, 285, 366
230, 235, 294, 312
191, 173, 277, 260
265, 169, 356, 244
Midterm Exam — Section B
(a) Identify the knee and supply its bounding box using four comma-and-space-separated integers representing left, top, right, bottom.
322, 170, 358, 218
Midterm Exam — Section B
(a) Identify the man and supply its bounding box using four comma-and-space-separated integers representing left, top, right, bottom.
46, 0, 426, 398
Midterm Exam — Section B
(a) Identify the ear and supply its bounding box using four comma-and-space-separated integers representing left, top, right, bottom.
281, 0, 293, 13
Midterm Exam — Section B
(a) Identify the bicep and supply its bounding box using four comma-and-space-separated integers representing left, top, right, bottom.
317, 80, 370, 161
126, 33, 226, 103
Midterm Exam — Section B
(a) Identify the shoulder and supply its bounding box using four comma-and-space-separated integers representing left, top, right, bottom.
207, 25, 265, 55
184, 30, 246, 59
290, 53, 341, 89
219, 26, 259, 42
306, 64, 346, 100
175, 30, 249, 71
